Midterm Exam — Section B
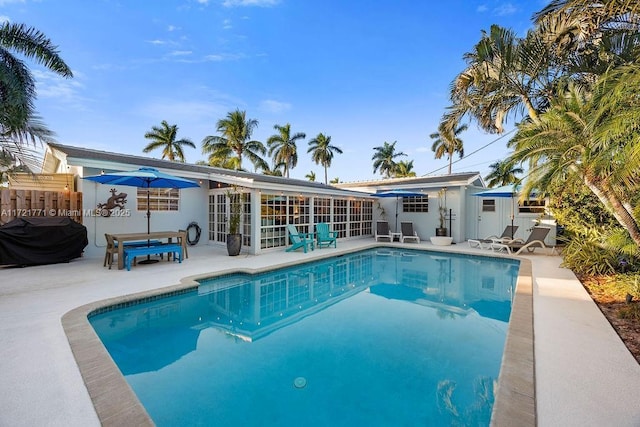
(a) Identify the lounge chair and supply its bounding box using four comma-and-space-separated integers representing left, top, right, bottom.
400, 222, 420, 243
490, 226, 553, 255
375, 221, 392, 242
468, 225, 519, 249
286, 224, 315, 253
316, 222, 338, 248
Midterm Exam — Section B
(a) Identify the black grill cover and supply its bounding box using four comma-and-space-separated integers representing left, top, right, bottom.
0, 217, 88, 266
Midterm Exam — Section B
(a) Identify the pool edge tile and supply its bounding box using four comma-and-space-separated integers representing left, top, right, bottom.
491, 258, 536, 426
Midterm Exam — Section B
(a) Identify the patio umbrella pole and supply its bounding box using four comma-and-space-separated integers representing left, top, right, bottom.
138, 187, 158, 264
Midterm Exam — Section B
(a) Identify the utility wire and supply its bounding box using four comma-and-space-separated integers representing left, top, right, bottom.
422, 128, 517, 176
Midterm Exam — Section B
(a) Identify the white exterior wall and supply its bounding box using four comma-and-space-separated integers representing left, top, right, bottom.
373, 188, 465, 243
466, 189, 557, 245
76, 167, 209, 258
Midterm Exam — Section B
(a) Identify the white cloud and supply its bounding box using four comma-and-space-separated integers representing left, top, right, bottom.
137, 99, 229, 125
169, 50, 192, 56
167, 25, 180, 32
202, 52, 245, 62
0, 0, 24, 6
476, 5, 488, 13
259, 99, 291, 114
494, 3, 517, 16
223, 19, 232, 29
147, 39, 166, 45
32, 69, 88, 111
222, 0, 280, 7
204, 54, 225, 61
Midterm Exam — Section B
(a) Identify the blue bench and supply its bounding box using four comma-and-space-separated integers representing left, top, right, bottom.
124, 244, 183, 271
120, 239, 162, 248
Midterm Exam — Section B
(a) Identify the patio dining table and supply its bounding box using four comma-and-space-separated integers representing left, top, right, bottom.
111, 231, 186, 270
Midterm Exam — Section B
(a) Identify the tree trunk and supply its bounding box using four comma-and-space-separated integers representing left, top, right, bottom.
583, 176, 640, 247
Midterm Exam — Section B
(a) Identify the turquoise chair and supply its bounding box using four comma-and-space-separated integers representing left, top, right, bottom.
286, 224, 314, 253
316, 222, 338, 248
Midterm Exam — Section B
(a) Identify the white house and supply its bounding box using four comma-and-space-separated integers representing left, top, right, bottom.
4, 143, 555, 258
39, 143, 377, 257
338, 176, 556, 245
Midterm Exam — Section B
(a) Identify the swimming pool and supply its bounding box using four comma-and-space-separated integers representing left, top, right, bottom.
89, 248, 519, 426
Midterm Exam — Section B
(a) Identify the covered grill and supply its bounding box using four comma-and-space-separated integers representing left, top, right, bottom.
0, 217, 88, 266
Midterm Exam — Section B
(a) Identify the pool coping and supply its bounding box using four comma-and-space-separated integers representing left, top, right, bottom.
61, 245, 535, 426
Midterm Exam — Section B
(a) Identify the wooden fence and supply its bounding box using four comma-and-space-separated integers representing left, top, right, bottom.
0, 189, 83, 224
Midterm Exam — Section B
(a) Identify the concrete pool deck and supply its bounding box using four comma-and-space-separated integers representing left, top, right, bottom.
1, 239, 639, 426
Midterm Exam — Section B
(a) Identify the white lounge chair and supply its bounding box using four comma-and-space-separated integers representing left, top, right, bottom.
400, 222, 420, 243
468, 225, 519, 249
490, 226, 553, 255
375, 221, 392, 242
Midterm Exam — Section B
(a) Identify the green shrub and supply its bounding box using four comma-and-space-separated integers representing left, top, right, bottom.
561, 238, 619, 275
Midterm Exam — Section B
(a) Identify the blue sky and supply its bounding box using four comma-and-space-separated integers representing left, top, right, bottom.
2, 0, 546, 182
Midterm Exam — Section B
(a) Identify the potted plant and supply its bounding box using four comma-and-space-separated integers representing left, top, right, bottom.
436, 188, 448, 237
226, 186, 243, 256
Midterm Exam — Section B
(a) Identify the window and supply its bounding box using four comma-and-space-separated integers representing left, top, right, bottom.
314, 197, 331, 224
137, 188, 179, 211
482, 199, 496, 212
333, 199, 348, 238
402, 196, 429, 213
519, 200, 546, 214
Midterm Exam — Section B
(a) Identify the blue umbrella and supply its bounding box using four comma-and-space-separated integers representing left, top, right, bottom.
84, 167, 199, 235
375, 189, 424, 231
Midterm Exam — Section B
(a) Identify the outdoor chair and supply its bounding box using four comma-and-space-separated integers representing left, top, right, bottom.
400, 222, 420, 243
178, 229, 189, 259
468, 225, 519, 249
103, 233, 118, 269
490, 226, 553, 255
316, 222, 338, 248
375, 221, 392, 242
286, 224, 315, 253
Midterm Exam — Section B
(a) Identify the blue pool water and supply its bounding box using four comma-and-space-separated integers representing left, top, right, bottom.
90, 248, 519, 426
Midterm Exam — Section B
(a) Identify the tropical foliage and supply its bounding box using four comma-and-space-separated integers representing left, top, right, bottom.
485, 158, 523, 188
305, 171, 316, 181
444, 0, 640, 256
260, 160, 285, 176
143, 120, 195, 162
202, 109, 267, 171
307, 133, 342, 184
267, 123, 305, 178
429, 122, 467, 174
394, 160, 416, 178
371, 141, 406, 179
0, 22, 72, 172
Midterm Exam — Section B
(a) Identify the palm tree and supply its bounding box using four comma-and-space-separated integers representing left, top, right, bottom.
485, 159, 524, 188
260, 160, 285, 176
507, 69, 640, 246
449, 24, 558, 134
307, 133, 343, 184
0, 22, 72, 169
305, 171, 316, 182
143, 120, 195, 162
267, 123, 306, 178
372, 141, 406, 178
202, 109, 267, 171
394, 160, 417, 178
429, 122, 468, 174
330, 177, 340, 184
206, 148, 241, 170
